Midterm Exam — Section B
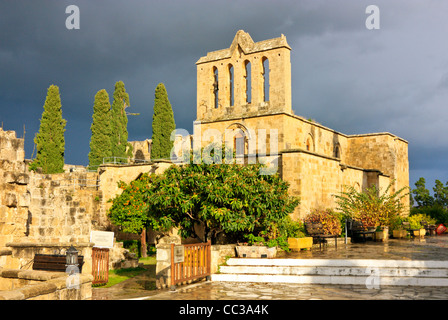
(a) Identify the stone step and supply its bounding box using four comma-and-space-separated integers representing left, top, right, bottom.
211, 258, 448, 287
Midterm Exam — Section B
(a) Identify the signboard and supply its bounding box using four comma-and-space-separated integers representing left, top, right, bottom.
173, 245, 185, 264
90, 231, 114, 248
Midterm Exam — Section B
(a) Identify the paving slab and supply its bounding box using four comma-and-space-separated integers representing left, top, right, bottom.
92, 235, 448, 300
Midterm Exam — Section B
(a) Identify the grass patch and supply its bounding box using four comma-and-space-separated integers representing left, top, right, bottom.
139, 255, 157, 266
95, 267, 147, 288
93, 255, 156, 288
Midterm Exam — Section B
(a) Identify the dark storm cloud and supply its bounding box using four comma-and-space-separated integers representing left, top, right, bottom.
0, 0, 447, 191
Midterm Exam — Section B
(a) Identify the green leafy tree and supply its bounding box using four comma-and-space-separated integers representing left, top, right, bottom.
150, 83, 176, 160
30, 85, 66, 174
335, 182, 408, 228
433, 179, 448, 207
412, 177, 434, 207
108, 146, 300, 249
410, 177, 448, 225
110, 81, 132, 162
88, 89, 112, 170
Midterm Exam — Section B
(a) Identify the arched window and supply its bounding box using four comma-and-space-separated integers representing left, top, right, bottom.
305, 134, 314, 152
262, 57, 269, 102
228, 64, 234, 106
334, 143, 341, 158
244, 60, 251, 104
213, 66, 219, 108
234, 130, 247, 157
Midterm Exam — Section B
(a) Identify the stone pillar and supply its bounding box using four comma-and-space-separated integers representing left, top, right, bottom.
155, 236, 180, 289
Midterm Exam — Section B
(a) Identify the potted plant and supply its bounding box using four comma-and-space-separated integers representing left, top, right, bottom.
375, 225, 389, 242
302, 209, 342, 248
390, 216, 407, 238
286, 219, 313, 251
406, 214, 433, 238
235, 240, 277, 258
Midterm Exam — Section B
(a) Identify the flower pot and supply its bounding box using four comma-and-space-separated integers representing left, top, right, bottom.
235, 246, 277, 258
374, 231, 388, 242
413, 229, 426, 238
393, 230, 407, 238
288, 237, 313, 251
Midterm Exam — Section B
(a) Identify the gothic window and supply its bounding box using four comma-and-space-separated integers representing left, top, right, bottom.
262, 57, 270, 102
306, 139, 311, 151
305, 135, 314, 152
334, 143, 341, 159
244, 60, 251, 104
234, 131, 247, 157
213, 66, 219, 108
228, 64, 234, 106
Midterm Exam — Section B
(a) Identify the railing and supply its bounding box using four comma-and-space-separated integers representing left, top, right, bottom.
86, 157, 153, 172
33, 176, 100, 190
92, 247, 110, 285
170, 241, 211, 290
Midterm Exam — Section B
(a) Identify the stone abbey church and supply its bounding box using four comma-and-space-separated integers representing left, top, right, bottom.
133, 30, 410, 219
187, 30, 409, 219
0, 30, 409, 282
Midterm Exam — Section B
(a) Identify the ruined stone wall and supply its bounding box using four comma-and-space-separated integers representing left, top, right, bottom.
0, 128, 101, 272
196, 30, 292, 122
0, 128, 29, 249
280, 150, 391, 220
283, 114, 349, 161
346, 133, 410, 210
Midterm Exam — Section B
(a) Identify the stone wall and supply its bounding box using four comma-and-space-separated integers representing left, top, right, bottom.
193, 31, 410, 220
0, 127, 143, 277
196, 30, 292, 122
0, 268, 92, 300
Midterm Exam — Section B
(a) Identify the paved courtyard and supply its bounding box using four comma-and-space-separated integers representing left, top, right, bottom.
92, 235, 448, 301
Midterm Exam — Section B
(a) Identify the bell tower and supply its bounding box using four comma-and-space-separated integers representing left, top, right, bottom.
196, 30, 292, 122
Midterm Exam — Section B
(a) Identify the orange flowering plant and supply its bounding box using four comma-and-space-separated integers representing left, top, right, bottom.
303, 209, 342, 236
108, 144, 300, 248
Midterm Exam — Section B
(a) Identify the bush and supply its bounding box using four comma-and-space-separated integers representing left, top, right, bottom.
121, 240, 141, 257
303, 209, 342, 236
411, 205, 448, 226
108, 145, 300, 249
405, 213, 436, 229
334, 182, 408, 228
244, 216, 305, 251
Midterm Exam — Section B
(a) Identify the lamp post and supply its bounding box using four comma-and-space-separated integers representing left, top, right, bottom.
66, 245, 80, 290
66, 245, 79, 268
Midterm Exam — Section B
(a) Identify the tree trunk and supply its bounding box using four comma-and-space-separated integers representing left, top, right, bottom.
141, 229, 147, 258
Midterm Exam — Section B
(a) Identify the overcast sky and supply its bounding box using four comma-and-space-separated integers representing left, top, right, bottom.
0, 0, 447, 192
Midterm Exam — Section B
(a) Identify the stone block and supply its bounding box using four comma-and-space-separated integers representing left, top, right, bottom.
4, 193, 17, 207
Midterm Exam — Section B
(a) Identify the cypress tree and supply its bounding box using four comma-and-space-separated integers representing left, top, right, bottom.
151, 83, 176, 160
88, 89, 112, 170
30, 85, 66, 174
110, 81, 132, 162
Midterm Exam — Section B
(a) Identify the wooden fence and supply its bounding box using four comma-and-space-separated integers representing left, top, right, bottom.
92, 247, 109, 285
170, 241, 211, 290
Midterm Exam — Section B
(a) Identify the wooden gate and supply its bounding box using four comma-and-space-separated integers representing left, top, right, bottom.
170, 241, 211, 290
92, 247, 109, 285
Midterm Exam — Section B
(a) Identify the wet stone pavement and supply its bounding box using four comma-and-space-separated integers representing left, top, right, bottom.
92, 235, 448, 301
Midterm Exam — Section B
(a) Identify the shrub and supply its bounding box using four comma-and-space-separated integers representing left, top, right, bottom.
108, 145, 300, 249
405, 213, 436, 230
334, 182, 408, 228
411, 205, 448, 225
303, 209, 342, 236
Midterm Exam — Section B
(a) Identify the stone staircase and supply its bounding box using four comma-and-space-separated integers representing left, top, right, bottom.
211, 258, 448, 287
